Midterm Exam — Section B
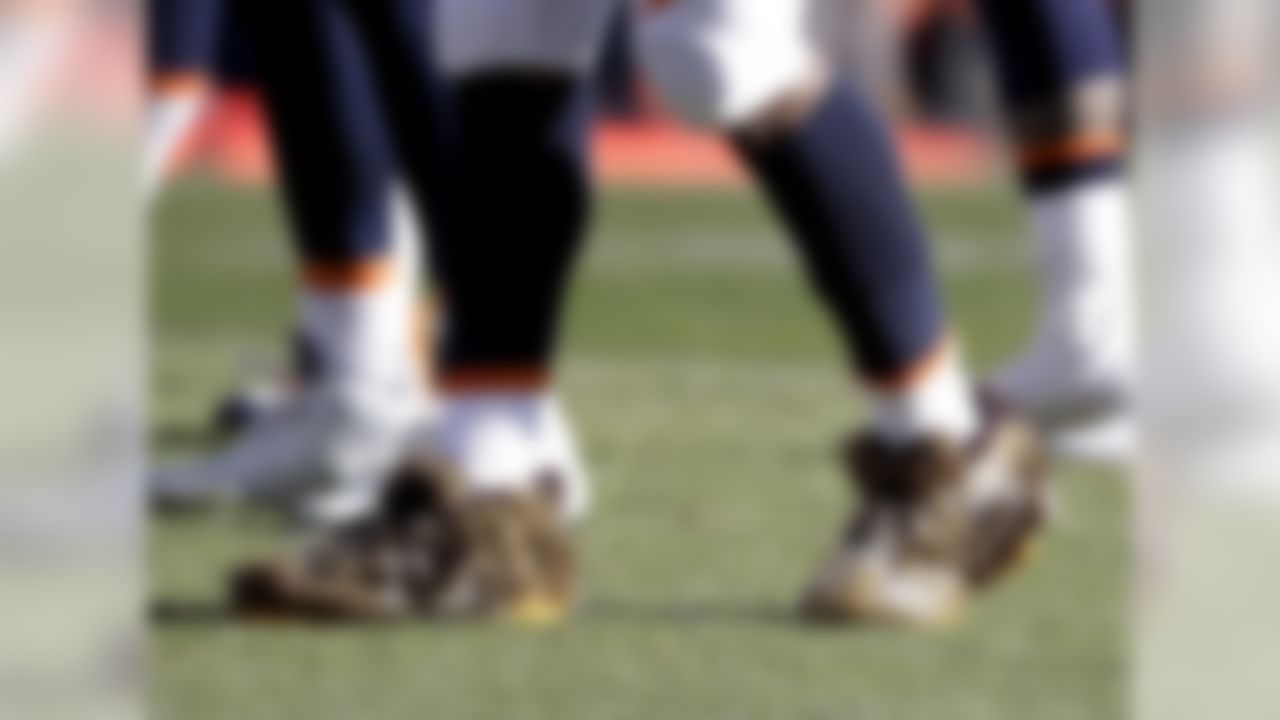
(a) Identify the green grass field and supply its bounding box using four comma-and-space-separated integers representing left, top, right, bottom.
150, 178, 1127, 720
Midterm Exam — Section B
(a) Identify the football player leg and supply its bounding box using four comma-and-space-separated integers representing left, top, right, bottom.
295, 0, 461, 522
638, 0, 1049, 626
974, 0, 1136, 460
152, 0, 430, 515
218, 0, 589, 623
419, 0, 613, 526
209, 1, 442, 440
259, 0, 622, 623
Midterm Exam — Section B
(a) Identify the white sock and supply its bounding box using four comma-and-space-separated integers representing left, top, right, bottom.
300, 188, 424, 391
432, 391, 590, 520
302, 283, 412, 388
144, 89, 209, 201
869, 345, 979, 446
998, 178, 1136, 406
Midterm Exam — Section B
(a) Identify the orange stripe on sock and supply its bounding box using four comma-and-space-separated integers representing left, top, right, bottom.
151, 71, 211, 98
866, 338, 951, 392
302, 258, 394, 291
440, 367, 551, 393
1017, 132, 1124, 173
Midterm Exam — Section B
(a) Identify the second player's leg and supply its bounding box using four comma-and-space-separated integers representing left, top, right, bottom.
636, 0, 1049, 626
280, 0, 625, 623
341, 0, 455, 269
639, 0, 972, 448
422, 0, 619, 524
153, 0, 429, 514
228, 0, 614, 622
975, 0, 1135, 452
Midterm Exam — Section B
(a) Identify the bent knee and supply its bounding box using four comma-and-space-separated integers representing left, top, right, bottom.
637, 0, 820, 128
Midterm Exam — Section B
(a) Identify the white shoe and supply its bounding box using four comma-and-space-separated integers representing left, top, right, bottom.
297, 475, 385, 527
151, 377, 429, 514
210, 374, 297, 438
989, 340, 1135, 465
991, 318, 1130, 414
208, 333, 324, 437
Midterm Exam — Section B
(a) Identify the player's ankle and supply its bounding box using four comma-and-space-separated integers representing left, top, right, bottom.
866, 339, 979, 447
300, 256, 420, 388
431, 369, 553, 488
431, 370, 590, 521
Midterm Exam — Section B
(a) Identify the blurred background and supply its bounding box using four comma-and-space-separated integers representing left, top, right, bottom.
163, 0, 1041, 190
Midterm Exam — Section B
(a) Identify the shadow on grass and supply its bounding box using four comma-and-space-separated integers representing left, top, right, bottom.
151, 597, 817, 631
150, 599, 425, 632
578, 597, 809, 629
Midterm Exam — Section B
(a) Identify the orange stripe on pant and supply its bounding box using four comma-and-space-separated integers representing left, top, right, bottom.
302, 258, 395, 292
1017, 132, 1124, 174
866, 337, 952, 392
440, 367, 551, 394
151, 71, 212, 98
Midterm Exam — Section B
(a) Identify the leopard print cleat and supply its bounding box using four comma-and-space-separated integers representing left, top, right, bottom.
229, 459, 577, 627
801, 415, 1048, 628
